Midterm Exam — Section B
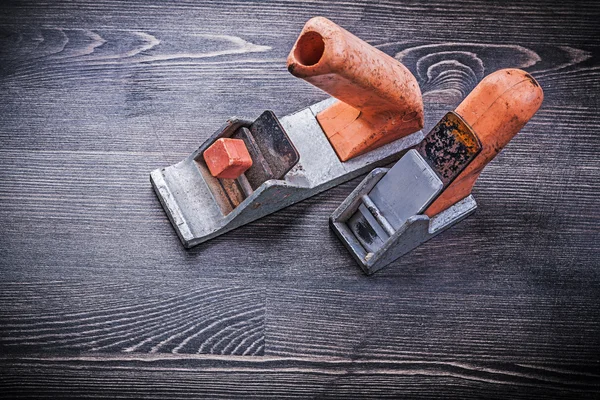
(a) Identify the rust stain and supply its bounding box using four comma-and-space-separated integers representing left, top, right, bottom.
416, 112, 481, 187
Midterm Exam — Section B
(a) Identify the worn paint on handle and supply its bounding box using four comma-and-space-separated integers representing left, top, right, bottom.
287, 17, 424, 161
424, 68, 544, 217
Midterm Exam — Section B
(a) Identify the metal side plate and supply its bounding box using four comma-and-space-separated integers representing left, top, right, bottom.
330, 167, 477, 275
347, 150, 444, 253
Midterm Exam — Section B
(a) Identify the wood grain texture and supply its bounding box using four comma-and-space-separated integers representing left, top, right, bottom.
0, 0, 599, 398
0, 281, 265, 355
1, 354, 599, 399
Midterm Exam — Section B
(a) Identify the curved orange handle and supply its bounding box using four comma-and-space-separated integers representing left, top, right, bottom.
287, 17, 424, 161
425, 68, 544, 217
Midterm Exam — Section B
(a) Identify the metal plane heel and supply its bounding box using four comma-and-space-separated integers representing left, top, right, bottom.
330, 167, 477, 275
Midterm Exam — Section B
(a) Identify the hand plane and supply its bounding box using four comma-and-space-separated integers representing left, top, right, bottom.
330, 69, 544, 274
151, 17, 425, 248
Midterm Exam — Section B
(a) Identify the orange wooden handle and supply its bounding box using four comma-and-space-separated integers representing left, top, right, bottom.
287, 17, 423, 161
424, 68, 544, 217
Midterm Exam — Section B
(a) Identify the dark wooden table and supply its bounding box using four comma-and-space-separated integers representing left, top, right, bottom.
1, 0, 599, 398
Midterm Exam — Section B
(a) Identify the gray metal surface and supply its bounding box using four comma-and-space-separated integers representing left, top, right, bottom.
366, 149, 443, 230
347, 150, 443, 253
330, 167, 477, 275
150, 98, 425, 248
